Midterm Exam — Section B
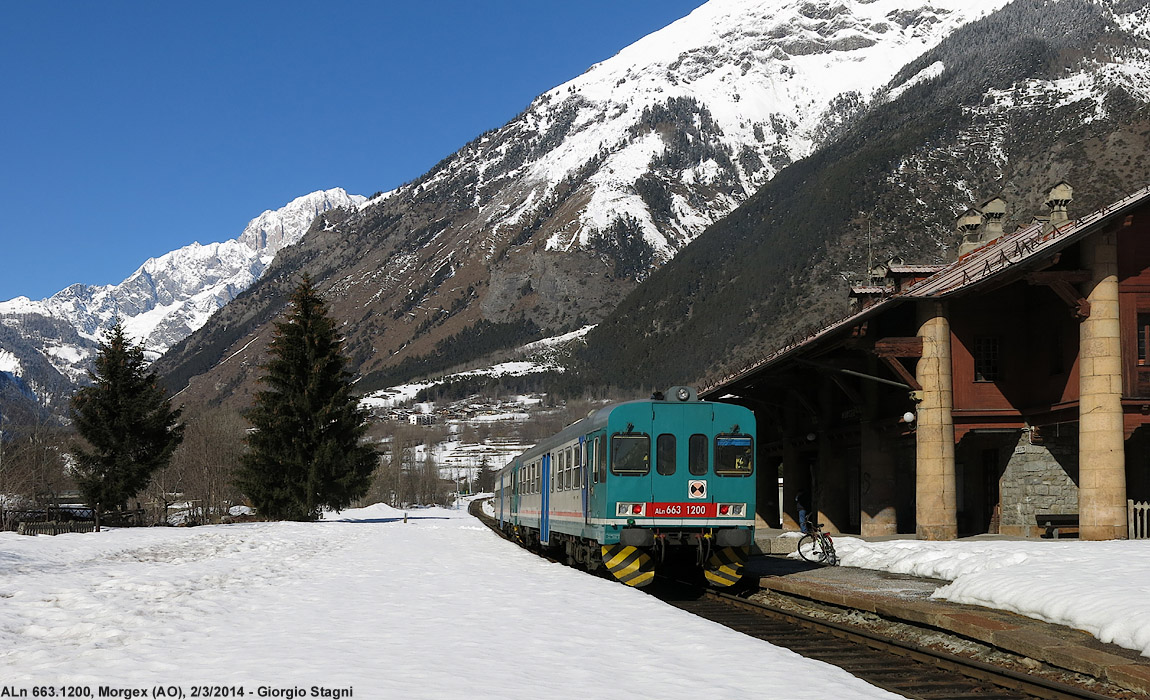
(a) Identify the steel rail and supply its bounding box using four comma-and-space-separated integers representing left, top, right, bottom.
691, 586, 1122, 700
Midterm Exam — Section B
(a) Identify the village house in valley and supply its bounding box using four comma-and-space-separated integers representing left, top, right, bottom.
704, 183, 1150, 541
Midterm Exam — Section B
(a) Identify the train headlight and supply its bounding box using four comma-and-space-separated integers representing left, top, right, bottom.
718, 503, 745, 517
616, 503, 645, 517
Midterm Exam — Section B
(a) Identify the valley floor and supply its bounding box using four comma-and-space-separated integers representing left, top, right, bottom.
0, 503, 896, 698
2, 502, 1147, 697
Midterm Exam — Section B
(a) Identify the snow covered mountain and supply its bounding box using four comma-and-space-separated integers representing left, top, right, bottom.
159, 0, 1021, 406
424, 0, 1012, 261
581, 0, 1150, 388
0, 188, 364, 409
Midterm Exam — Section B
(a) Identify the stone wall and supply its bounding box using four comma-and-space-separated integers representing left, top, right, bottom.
998, 431, 1079, 536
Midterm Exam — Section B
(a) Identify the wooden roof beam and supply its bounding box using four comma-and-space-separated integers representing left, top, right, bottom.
1026, 271, 1091, 320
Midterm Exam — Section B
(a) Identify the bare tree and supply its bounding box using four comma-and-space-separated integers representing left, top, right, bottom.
151, 408, 246, 524
0, 419, 73, 508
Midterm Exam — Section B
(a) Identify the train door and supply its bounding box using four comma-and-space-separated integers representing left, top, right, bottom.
652, 402, 715, 506
541, 453, 552, 545
511, 461, 521, 527
588, 433, 606, 535
580, 436, 590, 528
496, 472, 504, 525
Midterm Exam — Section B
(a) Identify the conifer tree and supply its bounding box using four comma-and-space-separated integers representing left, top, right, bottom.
70, 322, 184, 529
237, 274, 377, 520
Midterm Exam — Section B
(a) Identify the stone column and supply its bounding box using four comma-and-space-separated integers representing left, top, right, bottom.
860, 357, 898, 536
780, 438, 804, 531
1079, 232, 1128, 540
916, 301, 957, 540
815, 379, 849, 533
860, 419, 898, 535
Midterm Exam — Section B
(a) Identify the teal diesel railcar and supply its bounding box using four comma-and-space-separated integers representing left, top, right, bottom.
492, 387, 756, 587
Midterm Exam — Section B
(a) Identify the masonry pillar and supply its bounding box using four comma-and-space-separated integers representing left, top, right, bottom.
860, 356, 899, 536
780, 435, 804, 530
1079, 232, 1128, 540
815, 379, 849, 532
916, 301, 957, 540
860, 419, 898, 536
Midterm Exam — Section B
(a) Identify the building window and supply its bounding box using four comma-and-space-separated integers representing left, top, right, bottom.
1139, 314, 1150, 365
973, 336, 1000, 382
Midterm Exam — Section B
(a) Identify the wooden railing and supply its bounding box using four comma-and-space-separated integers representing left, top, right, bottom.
1130, 500, 1150, 539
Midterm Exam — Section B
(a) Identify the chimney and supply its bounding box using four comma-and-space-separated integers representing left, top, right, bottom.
1045, 181, 1073, 225
980, 197, 1007, 238
956, 207, 985, 257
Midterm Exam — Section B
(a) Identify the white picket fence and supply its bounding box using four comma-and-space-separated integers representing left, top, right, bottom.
1131, 500, 1150, 539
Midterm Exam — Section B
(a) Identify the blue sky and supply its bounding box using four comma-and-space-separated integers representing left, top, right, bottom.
0, 1, 706, 301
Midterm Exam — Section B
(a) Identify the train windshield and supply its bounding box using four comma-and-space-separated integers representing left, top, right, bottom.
611, 434, 651, 475
714, 435, 754, 476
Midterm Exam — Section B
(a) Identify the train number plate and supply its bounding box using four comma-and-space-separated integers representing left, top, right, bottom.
648, 503, 716, 517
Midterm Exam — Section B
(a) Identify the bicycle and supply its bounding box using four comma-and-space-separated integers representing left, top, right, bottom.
797, 519, 838, 565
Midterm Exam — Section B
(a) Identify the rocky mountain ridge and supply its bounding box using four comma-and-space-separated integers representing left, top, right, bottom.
0, 188, 363, 413
578, 0, 1150, 389
153, 0, 1013, 409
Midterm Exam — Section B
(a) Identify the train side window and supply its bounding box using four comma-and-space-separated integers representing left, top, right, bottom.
562, 449, 569, 490
597, 436, 607, 482
567, 447, 575, 488
573, 445, 582, 488
715, 435, 754, 476
656, 434, 676, 475
689, 434, 708, 476
611, 434, 651, 475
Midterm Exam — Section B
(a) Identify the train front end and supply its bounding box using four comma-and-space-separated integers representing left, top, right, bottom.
596, 387, 756, 588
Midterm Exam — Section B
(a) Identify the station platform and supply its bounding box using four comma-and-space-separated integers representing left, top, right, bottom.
744, 545, 1150, 696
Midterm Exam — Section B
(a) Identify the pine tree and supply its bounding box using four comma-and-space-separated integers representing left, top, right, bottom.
237, 275, 377, 520
70, 322, 184, 529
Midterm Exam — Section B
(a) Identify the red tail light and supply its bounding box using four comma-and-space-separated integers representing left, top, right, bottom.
719, 504, 730, 515
631, 504, 643, 514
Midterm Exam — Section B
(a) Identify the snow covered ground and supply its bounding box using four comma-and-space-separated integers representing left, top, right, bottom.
834, 536, 1150, 657
2, 504, 1148, 697
0, 503, 897, 698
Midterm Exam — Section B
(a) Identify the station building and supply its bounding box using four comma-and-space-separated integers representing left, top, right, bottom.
701, 183, 1150, 540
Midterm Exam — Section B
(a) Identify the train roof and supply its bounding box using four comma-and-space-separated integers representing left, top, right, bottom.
506, 388, 750, 467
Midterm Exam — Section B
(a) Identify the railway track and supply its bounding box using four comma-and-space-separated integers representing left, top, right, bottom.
653, 580, 1133, 700
469, 501, 1130, 699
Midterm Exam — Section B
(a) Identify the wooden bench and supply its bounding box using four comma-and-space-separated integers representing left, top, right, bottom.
1036, 513, 1079, 538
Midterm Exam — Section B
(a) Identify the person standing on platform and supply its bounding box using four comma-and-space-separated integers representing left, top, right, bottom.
796, 490, 811, 534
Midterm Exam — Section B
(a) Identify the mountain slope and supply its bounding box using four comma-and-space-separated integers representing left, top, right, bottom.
155, 0, 1012, 408
0, 188, 363, 413
578, 0, 1150, 390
